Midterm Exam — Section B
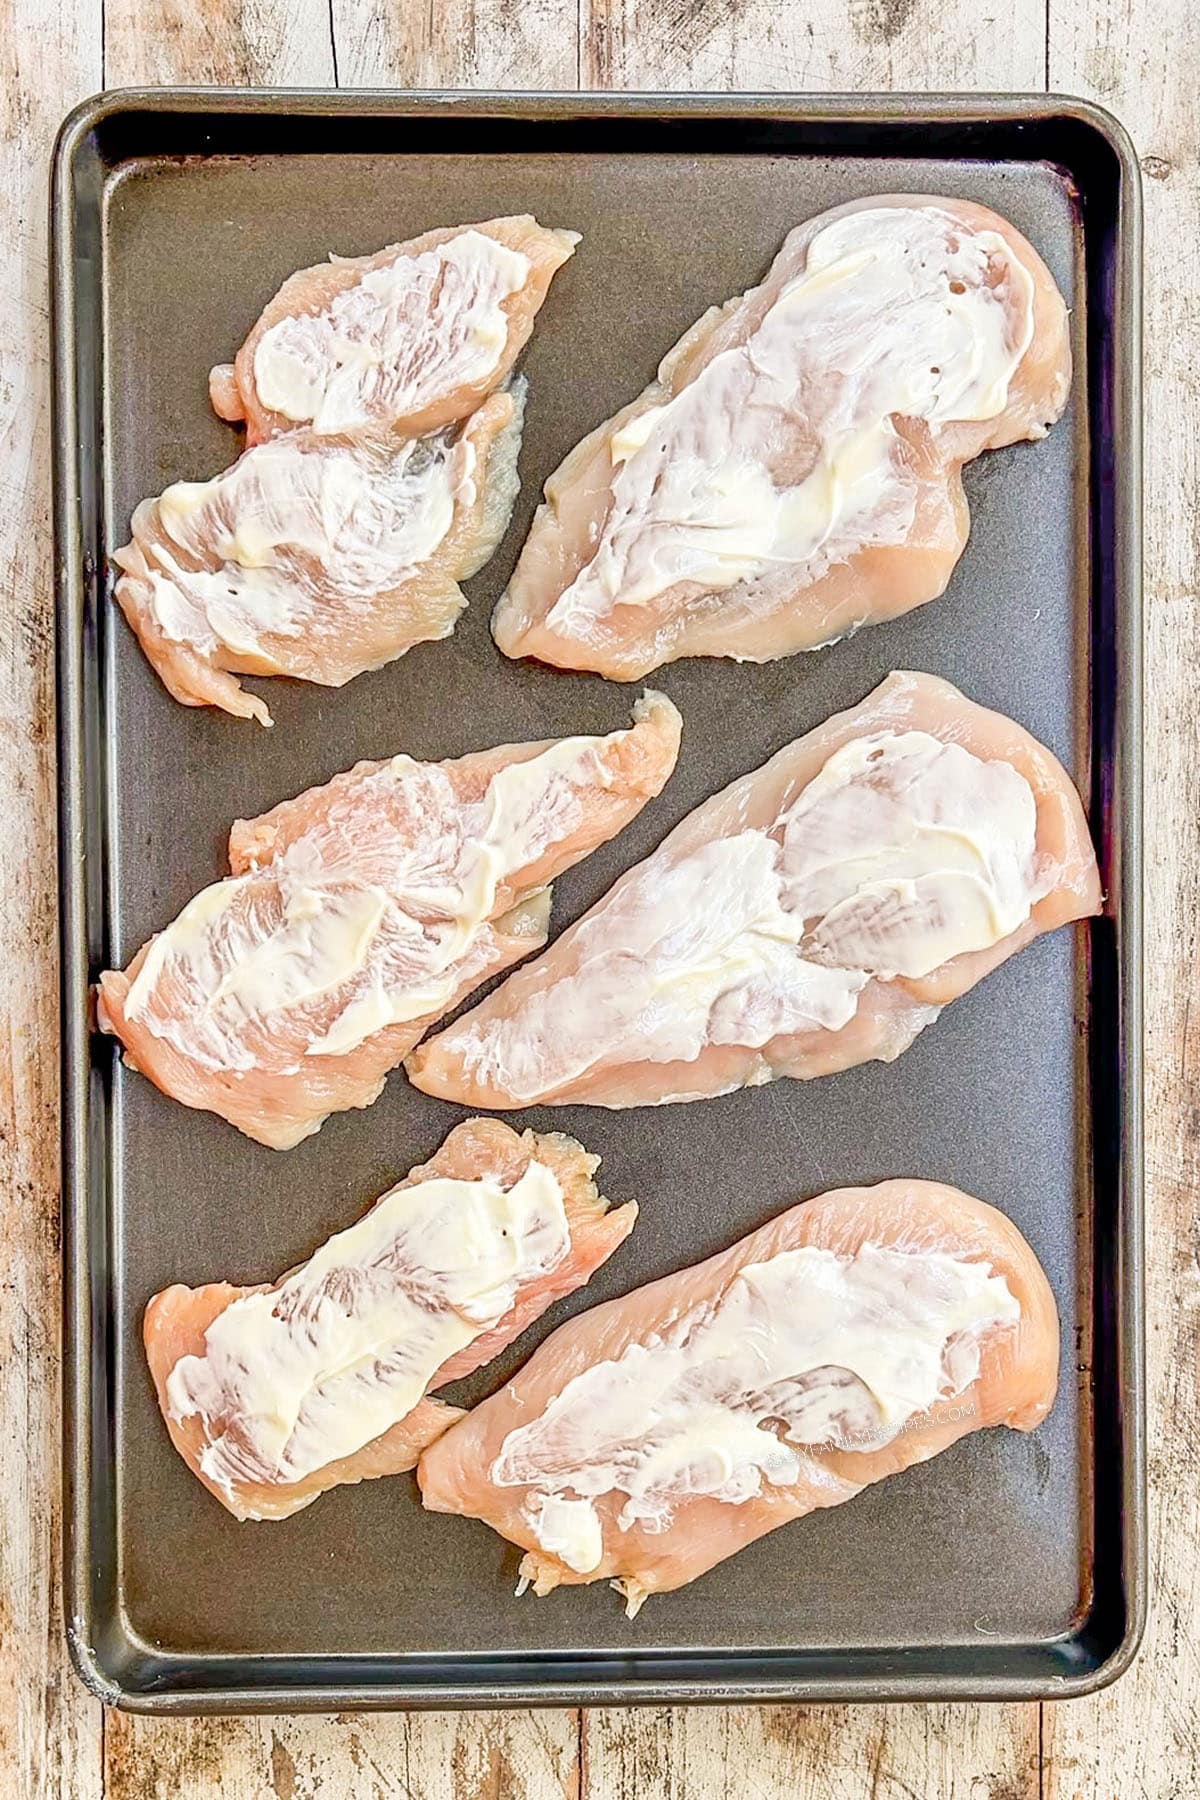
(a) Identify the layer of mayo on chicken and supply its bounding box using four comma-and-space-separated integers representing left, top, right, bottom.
448, 729, 1045, 1102
252, 230, 532, 435
122, 727, 633, 1073
167, 1157, 568, 1498
136, 429, 477, 663
543, 206, 1035, 640
493, 1241, 1020, 1575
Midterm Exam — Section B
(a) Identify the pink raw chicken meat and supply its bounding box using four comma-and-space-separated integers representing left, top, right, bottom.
97, 692, 682, 1147
406, 671, 1101, 1110
492, 195, 1070, 679
418, 1177, 1059, 1613
209, 214, 579, 444
112, 389, 525, 727
146, 1119, 636, 1521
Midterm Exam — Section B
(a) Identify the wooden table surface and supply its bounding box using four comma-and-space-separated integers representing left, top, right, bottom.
3, 0, 1190, 1791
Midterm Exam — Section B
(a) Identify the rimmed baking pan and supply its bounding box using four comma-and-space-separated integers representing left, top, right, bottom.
53, 89, 1142, 1711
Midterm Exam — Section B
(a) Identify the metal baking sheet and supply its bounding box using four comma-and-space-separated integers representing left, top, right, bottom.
53, 90, 1143, 1711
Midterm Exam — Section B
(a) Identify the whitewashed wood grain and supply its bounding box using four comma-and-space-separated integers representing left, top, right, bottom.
0, 0, 104, 1795
579, 0, 1045, 91
104, 1709, 581, 1800
332, 0, 577, 89
104, 0, 335, 85
1042, 3, 1200, 1794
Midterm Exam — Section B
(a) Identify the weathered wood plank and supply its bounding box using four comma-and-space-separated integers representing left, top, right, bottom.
580, 0, 1045, 91
330, 0, 577, 88
1042, 8, 1200, 1795
0, 0, 105, 1792
583, 1703, 1040, 1800
104, 0, 335, 85
105, 1709, 581, 1800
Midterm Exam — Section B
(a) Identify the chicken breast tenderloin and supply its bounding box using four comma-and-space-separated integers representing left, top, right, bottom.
98, 693, 682, 1146
492, 196, 1070, 679
114, 387, 525, 726
146, 1120, 635, 1520
209, 215, 580, 444
418, 1177, 1059, 1613
117, 216, 578, 720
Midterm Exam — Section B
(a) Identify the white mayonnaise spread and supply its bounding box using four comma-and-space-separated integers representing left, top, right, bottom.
544, 205, 1036, 637
451, 729, 1044, 1100
780, 730, 1042, 976
493, 1241, 1020, 1574
122, 716, 644, 1074
137, 430, 474, 663
252, 229, 532, 434
167, 1157, 569, 1498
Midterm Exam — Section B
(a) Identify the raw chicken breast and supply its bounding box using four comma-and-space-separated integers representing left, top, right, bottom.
492, 196, 1070, 679
146, 1119, 636, 1520
113, 388, 524, 727
407, 671, 1100, 1110
97, 692, 682, 1147
209, 215, 579, 444
419, 1177, 1059, 1612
